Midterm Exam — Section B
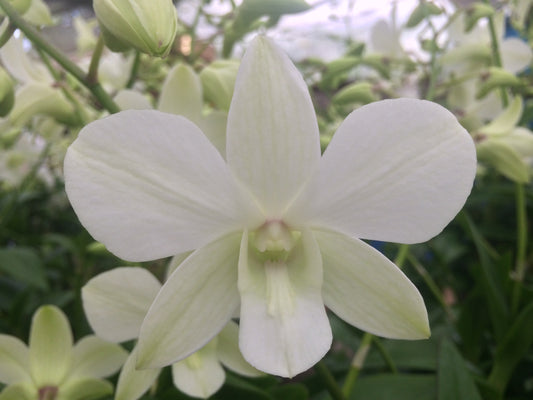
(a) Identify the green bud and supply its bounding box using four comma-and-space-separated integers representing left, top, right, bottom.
476, 67, 522, 99
476, 139, 530, 183
406, 1, 442, 28
0, 0, 32, 15
94, 0, 178, 57
0, 67, 14, 117
332, 82, 377, 106
360, 54, 391, 78
479, 97, 523, 136
464, 2, 495, 32
321, 56, 361, 90
200, 60, 240, 112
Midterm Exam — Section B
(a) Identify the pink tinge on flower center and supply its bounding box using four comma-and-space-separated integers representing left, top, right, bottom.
39, 386, 58, 400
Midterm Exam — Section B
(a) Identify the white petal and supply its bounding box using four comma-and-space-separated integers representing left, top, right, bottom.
238, 229, 331, 377
29, 306, 73, 387
216, 321, 262, 377
315, 229, 430, 339
82, 267, 161, 342
137, 233, 241, 369
501, 38, 533, 75
0, 335, 30, 384
115, 348, 160, 400
157, 64, 202, 120
288, 98, 476, 244
226, 36, 320, 216
69, 336, 128, 379
172, 339, 225, 399
0, 382, 34, 400
64, 110, 260, 261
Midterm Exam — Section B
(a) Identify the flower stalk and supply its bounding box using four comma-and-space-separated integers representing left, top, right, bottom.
0, 0, 120, 114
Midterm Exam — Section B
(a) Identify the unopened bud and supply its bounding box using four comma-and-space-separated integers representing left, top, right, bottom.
94, 0, 178, 57
476, 67, 521, 99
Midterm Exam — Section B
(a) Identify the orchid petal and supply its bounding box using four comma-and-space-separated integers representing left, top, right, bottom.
0, 335, 30, 384
216, 321, 262, 377
114, 89, 153, 110
0, 37, 51, 84
69, 336, 128, 379
0, 382, 33, 400
172, 339, 225, 399
115, 348, 160, 400
501, 37, 533, 75
64, 110, 260, 261
226, 36, 320, 216
29, 306, 73, 387
316, 229, 430, 339
238, 229, 331, 377
288, 99, 476, 244
158, 64, 202, 120
57, 378, 113, 400
82, 267, 161, 342
137, 233, 242, 369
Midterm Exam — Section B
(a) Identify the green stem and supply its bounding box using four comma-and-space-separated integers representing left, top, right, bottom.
342, 333, 373, 397
0, 0, 120, 114
35, 48, 89, 125
407, 254, 455, 321
483, 1, 508, 108
315, 361, 346, 400
0, 21, 14, 48
425, 21, 439, 102
341, 243, 409, 397
395, 244, 410, 268
511, 182, 528, 314
373, 337, 398, 373
87, 35, 105, 85
126, 50, 140, 89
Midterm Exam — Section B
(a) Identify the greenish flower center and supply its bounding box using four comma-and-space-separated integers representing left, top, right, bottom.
38, 386, 58, 400
250, 221, 301, 317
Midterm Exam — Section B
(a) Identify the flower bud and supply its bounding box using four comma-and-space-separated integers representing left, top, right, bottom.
0, 0, 32, 15
332, 82, 377, 106
200, 60, 239, 111
94, 0, 178, 57
0, 67, 14, 117
476, 67, 521, 99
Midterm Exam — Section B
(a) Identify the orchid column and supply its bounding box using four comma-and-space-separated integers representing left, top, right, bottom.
64, 36, 476, 378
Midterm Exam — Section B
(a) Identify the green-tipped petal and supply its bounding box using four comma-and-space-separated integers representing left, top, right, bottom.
479, 97, 523, 136
69, 336, 128, 379
172, 339, 225, 399
57, 378, 113, 400
0, 382, 34, 400
316, 229, 430, 339
82, 267, 161, 342
115, 348, 160, 400
29, 306, 73, 387
137, 233, 242, 369
226, 36, 320, 216
0, 335, 30, 384
216, 321, 262, 377
114, 89, 153, 110
158, 64, 202, 120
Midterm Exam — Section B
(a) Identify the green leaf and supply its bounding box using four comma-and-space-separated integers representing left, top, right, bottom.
365, 338, 438, 371
461, 213, 509, 341
0, 247, 48, 289
437, 339, 482, 400
349, 374, 436, 400
267, 383, 308, 400
406, 1, 442, 28
488, 301, 533, 394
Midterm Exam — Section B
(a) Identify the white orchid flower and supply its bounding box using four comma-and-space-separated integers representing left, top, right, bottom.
0, 305, 127, 400
64, 36, 476, 377
82, 267, 261, 399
